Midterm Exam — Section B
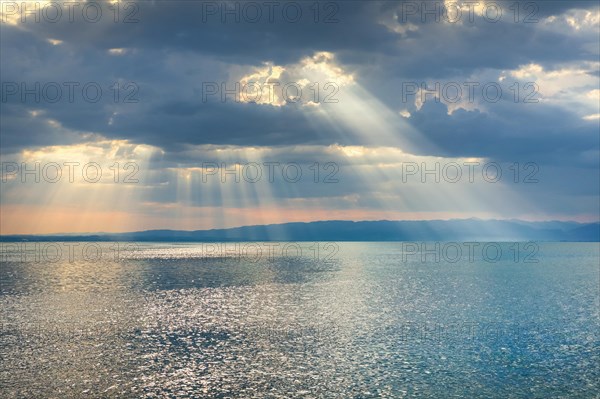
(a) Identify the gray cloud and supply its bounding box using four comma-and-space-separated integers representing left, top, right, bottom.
1, 0, 598, 222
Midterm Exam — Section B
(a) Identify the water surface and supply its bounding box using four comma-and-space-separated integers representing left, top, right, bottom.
1, 242, 599, 398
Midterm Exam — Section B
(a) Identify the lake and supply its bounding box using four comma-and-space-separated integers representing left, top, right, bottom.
1, 242, 599, 398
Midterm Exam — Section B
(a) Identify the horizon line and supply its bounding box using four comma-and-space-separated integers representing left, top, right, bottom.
2, 217, 598, 237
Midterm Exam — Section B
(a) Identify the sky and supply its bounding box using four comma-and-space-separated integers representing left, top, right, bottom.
0, 0, 599, 234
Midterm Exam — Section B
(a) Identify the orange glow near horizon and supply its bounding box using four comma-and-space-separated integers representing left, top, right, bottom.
1, 204, 597, 235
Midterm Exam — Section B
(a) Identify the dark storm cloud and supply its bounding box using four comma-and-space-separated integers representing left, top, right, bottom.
405, 100, 599, 165
1, 0, 598, 165
4, 1, 598, 70
2, 0, 393, 64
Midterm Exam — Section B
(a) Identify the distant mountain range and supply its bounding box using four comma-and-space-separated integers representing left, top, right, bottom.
1, 219, 598, 242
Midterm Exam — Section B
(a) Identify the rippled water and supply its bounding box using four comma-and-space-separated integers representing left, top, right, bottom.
1, 242, 599, 398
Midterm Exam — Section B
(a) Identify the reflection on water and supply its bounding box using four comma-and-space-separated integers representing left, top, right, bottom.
1, 242, 599, 398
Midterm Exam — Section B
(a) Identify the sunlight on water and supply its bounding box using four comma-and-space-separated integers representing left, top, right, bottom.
1, 242, 599, 398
